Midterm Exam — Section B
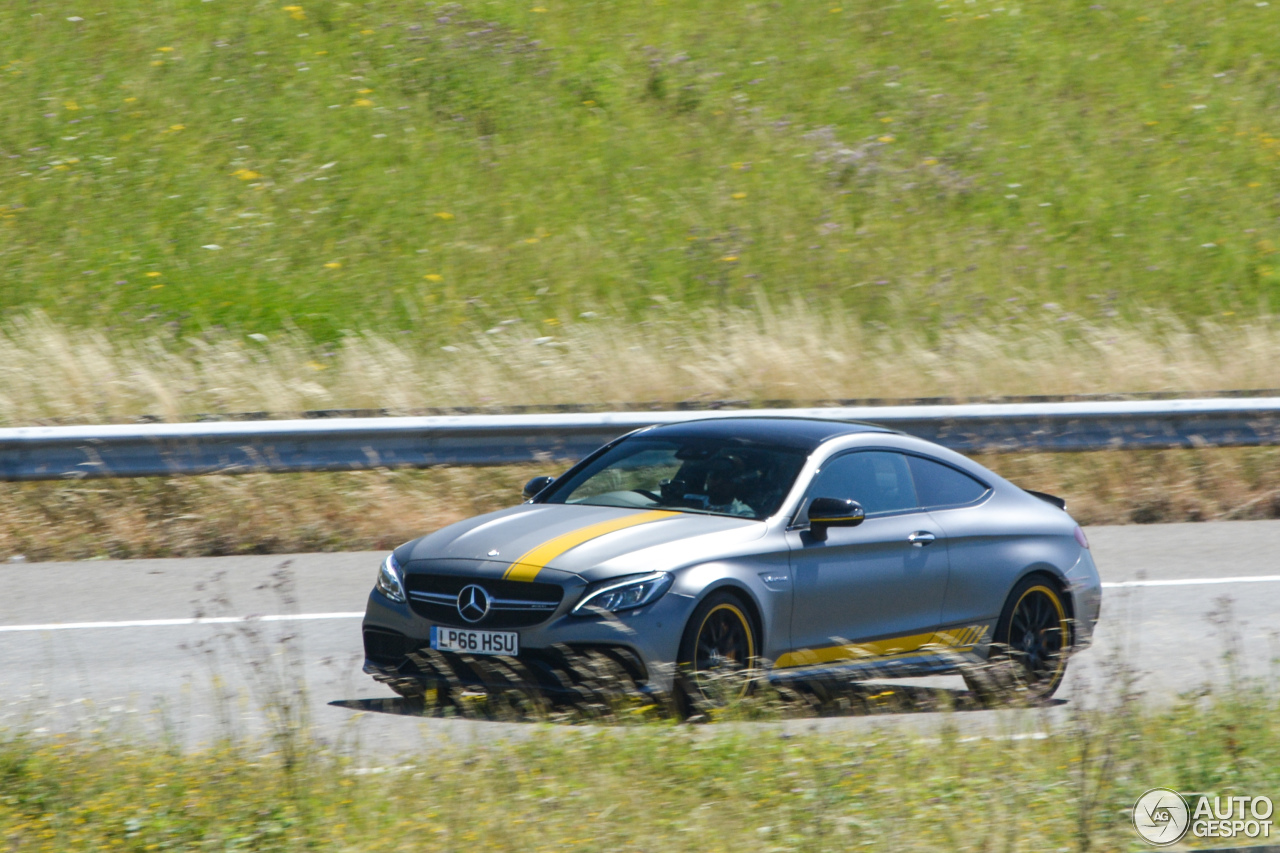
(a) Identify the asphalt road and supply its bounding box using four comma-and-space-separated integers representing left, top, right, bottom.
2, 519, 1279, 754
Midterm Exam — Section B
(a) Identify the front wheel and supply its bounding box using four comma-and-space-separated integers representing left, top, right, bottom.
965, 576, 1071, 703
675, 591, 759, 714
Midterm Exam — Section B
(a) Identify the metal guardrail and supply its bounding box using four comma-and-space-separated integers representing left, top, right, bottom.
1, 398, 1279, 481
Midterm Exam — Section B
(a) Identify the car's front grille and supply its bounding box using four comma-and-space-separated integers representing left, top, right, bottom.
363, 627, 412, 664
404, 574, 564, 629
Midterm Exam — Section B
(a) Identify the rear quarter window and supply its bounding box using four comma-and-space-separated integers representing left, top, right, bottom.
907, 455, 989, 508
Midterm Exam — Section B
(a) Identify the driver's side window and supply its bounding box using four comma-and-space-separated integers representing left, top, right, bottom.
805, 451, 920, 518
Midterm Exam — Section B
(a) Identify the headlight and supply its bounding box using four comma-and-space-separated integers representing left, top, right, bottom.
375, 553, 406, 603
572, 572, 673, 615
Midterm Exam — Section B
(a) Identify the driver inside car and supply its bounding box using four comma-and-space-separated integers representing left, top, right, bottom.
702, 456, 754, 517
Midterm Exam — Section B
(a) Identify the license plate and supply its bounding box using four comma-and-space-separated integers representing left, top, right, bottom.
430, 626, 519, 656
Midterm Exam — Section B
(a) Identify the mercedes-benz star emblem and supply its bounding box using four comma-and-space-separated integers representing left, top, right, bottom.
457, 584, 491, 623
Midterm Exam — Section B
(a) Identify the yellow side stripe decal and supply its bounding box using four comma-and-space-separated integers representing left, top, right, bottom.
503, 510, 679, 582
775, 624, 990, 669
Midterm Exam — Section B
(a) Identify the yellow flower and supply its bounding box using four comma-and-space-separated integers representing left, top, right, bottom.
878, 135, 895, 142
830, 6, 843, 12
151, 60, 164, 67
424, 273, 443, 282
582, 99, 596, 106
434, 212, 455, 220
923, 158, 939, 166
324, 262, 342, 269
358, 88, 374, 94
719, 255, 739, 262
150, 283, 164, 290
145, 272, 162, 278
879, 116, 894, 123
1249, 182, 1262, 188
124, 96, 137, 103
360, 28, 375, 34
543, 317, 560, 325
157, 47, 174, 53
524, 237, 540, 244
353, 98, 373, 107
532, 6, 548, 11
64, 100, 80, 111
731, 192, 747, 199
232, 169, 262, 180
169, 124, 185, 131
283, 5, 306, 20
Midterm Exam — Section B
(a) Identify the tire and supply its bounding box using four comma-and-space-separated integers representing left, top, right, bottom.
674, 590, 760, 714
964, 575, 1071, 704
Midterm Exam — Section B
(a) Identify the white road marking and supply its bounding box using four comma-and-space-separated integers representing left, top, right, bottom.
1101, 575, 1280, 589
0, 612, 364, 633
0, 576, 1278, 634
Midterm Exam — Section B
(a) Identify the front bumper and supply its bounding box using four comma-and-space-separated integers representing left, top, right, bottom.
362, 578, 700, 694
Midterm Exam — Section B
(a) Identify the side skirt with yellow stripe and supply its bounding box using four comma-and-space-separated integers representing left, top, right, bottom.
774, 623, 993, 673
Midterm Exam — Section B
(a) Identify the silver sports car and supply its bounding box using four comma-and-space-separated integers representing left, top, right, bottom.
362, 417, 1101, 704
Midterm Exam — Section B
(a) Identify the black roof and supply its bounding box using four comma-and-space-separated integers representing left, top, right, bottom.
641, 417, 889, 452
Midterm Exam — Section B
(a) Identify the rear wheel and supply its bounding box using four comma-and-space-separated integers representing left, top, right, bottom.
675, 591, 759, 714
965, 576, 1071, 703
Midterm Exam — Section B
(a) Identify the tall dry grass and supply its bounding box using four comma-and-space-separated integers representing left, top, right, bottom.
2, 306, 1278, 425
2, 309, 1278, 562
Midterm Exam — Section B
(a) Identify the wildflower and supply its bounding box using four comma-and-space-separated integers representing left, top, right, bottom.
719, 255, 739, 262
353, 98, 373, 107
878, 135, 895, 142
283, 5, 306, 20
544, 318, 560, 325
124, 97, 137, 103
232, 169, 261, 180
150, 284, 164, 290
532, 6, 548, 11
434, 212, 454, 220
145, 272, 162, 278
731, 192, 747, 199
151, 60, 164, 67
169, 124, 185, 131
64, 100, 79, 111
360, 28, 375, 34
830, 7, 843, 12
202, 244, 222, 250
879, 117, 893, 123
582, 99, 596, 106
358, 88, 374, 94
524, 237, 540, 244
157, 47, 174, 53
923, 158, 938, 166
424, 274, 443, 282
324, 262, 342, 269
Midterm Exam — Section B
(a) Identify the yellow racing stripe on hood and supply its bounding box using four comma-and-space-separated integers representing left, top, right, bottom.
503, 510, 679, 582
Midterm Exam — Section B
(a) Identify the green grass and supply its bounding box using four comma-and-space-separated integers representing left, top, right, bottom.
4, 681, 1280, 851
2, 0, 1279, 342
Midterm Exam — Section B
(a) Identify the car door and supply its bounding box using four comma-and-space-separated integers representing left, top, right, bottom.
784, 450, 950, 665
904, 454, 1003, 629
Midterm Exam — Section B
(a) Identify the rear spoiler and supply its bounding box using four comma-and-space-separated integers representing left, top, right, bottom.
1024, 489, 1066, 510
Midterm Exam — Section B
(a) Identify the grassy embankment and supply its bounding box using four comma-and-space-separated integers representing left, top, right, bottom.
2, 0, 1280, 558
3, 0, 1279, 334
3, 676, 1280, 851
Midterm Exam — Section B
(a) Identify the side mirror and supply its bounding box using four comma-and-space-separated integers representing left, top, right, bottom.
523, 475, 556, 501
807, 497, 865, 541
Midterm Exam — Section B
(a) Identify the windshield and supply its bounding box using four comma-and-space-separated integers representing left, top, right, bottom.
542, 436, 809, 520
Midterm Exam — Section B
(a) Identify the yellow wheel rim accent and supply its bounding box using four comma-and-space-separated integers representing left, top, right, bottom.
1010, 584, 1069, 691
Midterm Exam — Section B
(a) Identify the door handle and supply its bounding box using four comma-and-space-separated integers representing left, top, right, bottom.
907, 531, 937, 547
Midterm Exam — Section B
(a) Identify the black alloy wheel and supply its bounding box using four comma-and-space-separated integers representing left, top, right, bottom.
676, 590, 759, 712
966, 575, 1071, 703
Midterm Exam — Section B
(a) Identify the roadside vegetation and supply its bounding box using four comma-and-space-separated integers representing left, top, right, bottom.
2, 0, 1278, 341
3, 671, 1279, 851
2, 307, 1279, 562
